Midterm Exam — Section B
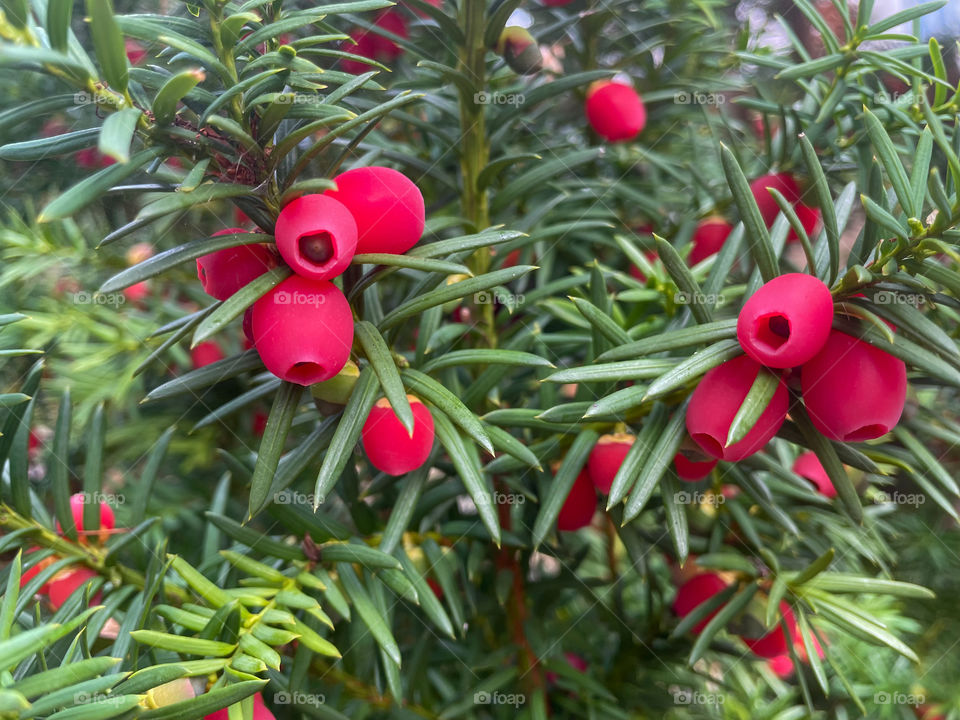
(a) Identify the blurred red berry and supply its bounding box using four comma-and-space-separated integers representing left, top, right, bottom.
204, 692, 277, 720
792, 451, 837, 498
587, 433, 634, 494
585, 80, 646, 142
361, 395, 435, 475
191, 341, 226, 368
688, 217, 732, 266
673, 573, 728, 634
57, 493, 115, 544
48, 567, 101, 610
124, 39, 147, 65
741, 602, 797, 658
556, 470, 596, 532
673, 452, 718, 482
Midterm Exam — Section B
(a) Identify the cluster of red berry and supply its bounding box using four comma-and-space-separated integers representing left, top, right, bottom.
196, 167, 439, 477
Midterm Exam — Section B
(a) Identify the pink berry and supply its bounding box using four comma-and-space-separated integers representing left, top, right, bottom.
673, 452, 718, 482
800, 330, 907, 442
191, 340, 225, 369
48, 567, 101, 610
204, 692, 276, 720
686, 356, 789, 461
274, 195, 358, 281
556, 470, 596, 532
324, 167, 425, 255
58, 493, 115, 544
250, 275, 354, 386
361, 395, 435, 475
737, 273, 834, 369
740, 602, 797, 658
585, 81, 646, 142
792, 451, 837, 498
197, 230, 278, 300
673, 573, 728, 634
688, 217, 733, 266
750, 172, 801, 227
768, 654, 794, 678
587, 433, 634, 494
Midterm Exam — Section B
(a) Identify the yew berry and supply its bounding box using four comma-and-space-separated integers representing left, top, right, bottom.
325, 166, 426, 255
792, 451, 837, 498
749, 172, 820, 242
672, 573, 728, 634
585, 81, 646, 142
737, 273, 834, 369
124, 39, 147, 65
361, 395, 435, 475
125, 242, 154, 266
122, 281, 150, 304
673, 451, 718, 482
801, 330, 907, 442
48, 567, 100, 610
370, 10, 408, 61
191, 340, 225, 369
768, 654, 794, 678
274, 195, 358, 281
688, 217, 733, 266
197, 230, 277, 300
205, 693, 276, 720
57, 493, 115, 544
250, 275, 354, 386
740, 602, 797, 658
686, 355, 789, 461
498, 27, 543, 75
556, 470, 597, 532
20, 548, 56, 594
587, 433, 634, 494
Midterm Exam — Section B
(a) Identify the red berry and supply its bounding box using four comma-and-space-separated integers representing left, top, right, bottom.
686, 355, 789, 461
801, 330, 907, 441
58, 493, 115, 544
341, 32, 379, 74
48, 567, 100, 610
737, 273, 834, 369
673, 573, 728, 634
242, 307, 255, 346
75, 147, 115, 169
205, 693, 276, 720
556, 470, 597, 532
325, 167, 425, 255
370, 10, 408, 60
673, 452, 718, 482
274, 195, 358, 280
587, 433, 634, 494
124, 39, 147, 65
251, 275, 354, 386
361, 395, 435, 475
20, 547, 56, 594
122, 281, 150, 304
792, 201, 822, 243
191, 340, 225, 369
197, 230, 277, 301
740, 602, 797, 658
585, 81, 646, 142
688, 217, 732, 266
251, 410, 269, 437
768, 654, 794, 678
792, 451, 836, 498
749, 173, 801, 227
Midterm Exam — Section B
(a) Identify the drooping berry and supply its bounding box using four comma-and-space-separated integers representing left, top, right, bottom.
325, 166, 425, 255
57, 493, 115, 544
801, 330, 907, 441
673, 573, 728, 634
585, 80, 646, 142
251, 275, 354, 386
557, 470, 597, 531
686, 355, 789, 461
587, 433, 634, 494
792, 451, 837, 498
274, 195, 358, 281
361, 395, 435, 475
673, 451, 718, 482
688, 217, 733, 266
196, 230, 278, 300
737, 273, 834, 369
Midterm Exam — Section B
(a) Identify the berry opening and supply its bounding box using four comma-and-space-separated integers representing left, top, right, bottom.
299, 232, 335, 265
692, 433, 724, 458
287, 361, 324, 384
754, 313, 791, 351
844, 423, 886, 442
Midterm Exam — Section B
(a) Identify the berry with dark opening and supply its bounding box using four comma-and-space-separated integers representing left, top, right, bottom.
585, 80, 646, 142
688, 217, 733, 266
792, 451, 837, 498
686, 355, 789, 461
361, 395, 435, 475
251, 275, 354, 386
196, 229, 277, 300
737, 273, 834, 369
673, 451, 718, 482
325, 166, 425, 255
57, 493, 115, 544
557, 470, 597, 531
801, 329, 907, 441
274, 195, 358, 280
673, 573, 728, 634
587, 433, 634, 494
